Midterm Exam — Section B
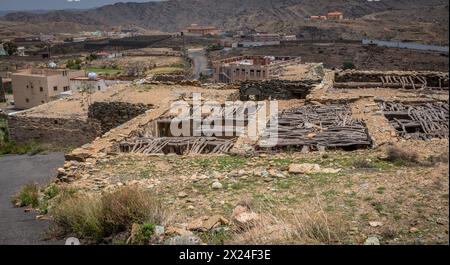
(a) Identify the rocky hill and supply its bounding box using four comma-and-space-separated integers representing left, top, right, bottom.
1, 0, 448, 44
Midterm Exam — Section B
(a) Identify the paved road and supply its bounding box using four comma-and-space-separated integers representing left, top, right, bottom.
188, 48, 210, 80
0, 153, 65, 245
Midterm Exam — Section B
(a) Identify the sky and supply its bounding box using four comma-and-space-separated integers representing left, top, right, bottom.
0, 0, 160, 11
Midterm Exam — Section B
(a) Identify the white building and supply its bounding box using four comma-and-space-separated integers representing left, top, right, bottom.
69, 76, 108, 93
17, 47, 26, 56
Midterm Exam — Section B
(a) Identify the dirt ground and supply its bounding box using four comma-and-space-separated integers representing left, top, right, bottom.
63, 139, 449, 245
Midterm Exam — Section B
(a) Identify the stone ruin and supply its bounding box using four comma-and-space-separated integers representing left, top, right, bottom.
379, 101, 449, 140
258, 104, 372, 152
334, 70, 449, 91
239, 79, 319, 100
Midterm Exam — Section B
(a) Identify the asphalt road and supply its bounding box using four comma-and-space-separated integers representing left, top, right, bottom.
188, 48, 209, 80
0, 153, 65, 245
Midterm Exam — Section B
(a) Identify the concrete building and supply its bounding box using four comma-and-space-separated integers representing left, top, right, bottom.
69, 76, 108, 93
327, 11, 344, 20
282, 35, 297, 41
186, 24, 219, 36
251, 33, 281, 42
12, 68, 84, 109
212, 55, 302, 84
310, 15, 327, 21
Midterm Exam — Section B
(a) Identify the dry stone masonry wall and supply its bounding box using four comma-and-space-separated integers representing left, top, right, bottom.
7, 115, 101, 147
88, 101, 154, 134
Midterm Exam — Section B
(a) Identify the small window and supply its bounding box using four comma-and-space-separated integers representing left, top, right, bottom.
53, 86, 58, 91
26, 98, 29, 103
41, 100, 44, 103
98, 86, 101, 91
40, 87, 43, 92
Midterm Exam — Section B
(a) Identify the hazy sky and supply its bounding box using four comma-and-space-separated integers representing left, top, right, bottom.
0, 0, 160, 11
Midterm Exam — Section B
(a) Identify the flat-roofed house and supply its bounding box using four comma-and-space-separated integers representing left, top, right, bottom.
186, 24, 219, 36
12, 68, 84, 109
327, 11, 344, 20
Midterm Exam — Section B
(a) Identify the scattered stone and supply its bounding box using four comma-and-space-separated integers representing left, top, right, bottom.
231, 205, 260, 229
154, 225, 165, 237
369, 221, 384, 227
409, 227, 419, 233
165, 235, 202, 245
212, 182, 223, 189
187, 215, 229, 232
166, 226, 193, 236
364, 236, 380, 245
288, 163, 341, 174
177, 192, 188, 198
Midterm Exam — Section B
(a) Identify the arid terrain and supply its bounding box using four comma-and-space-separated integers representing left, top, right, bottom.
1, 0, 448, 248
1, 0, 448, 45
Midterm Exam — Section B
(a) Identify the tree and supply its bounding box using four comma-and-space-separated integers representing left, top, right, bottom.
3, 42, 17, 56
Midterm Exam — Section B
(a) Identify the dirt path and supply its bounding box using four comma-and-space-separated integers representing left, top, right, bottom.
0, 153, 65, 245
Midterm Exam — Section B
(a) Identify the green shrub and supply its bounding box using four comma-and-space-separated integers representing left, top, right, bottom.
131, 223, 156, 245
50, 186, 170, 242
12, 183, 40, 207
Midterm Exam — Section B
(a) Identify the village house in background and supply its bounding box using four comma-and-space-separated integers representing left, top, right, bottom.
310, 11, 344, 21
212, 55, 302, 83
185, 24, 220, 36
11, 68, 84, 109
327, 11, 344, 20
69, 73, 109, 94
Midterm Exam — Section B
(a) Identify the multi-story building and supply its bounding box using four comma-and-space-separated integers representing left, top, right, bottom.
11, 68, 84, 109
212, 55, 302, 84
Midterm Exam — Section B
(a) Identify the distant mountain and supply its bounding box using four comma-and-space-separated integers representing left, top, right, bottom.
1, 0, 448, 44
0, 9, 54, 16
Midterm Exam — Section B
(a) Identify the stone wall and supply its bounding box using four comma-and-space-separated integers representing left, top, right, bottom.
240, 79, 318, 100
88, 101, 153, 134
7, 115, 101, 147
335, 70, 449, 88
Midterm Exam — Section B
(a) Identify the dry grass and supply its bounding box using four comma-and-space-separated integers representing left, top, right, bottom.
385, 146, 419, 165
228, 197, 346, 245
12, 183, 40, 208
50, 186, 173, 242
101, 187, 173, 235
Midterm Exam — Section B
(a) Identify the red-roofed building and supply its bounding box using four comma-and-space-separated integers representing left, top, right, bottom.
327, 11, 344, 20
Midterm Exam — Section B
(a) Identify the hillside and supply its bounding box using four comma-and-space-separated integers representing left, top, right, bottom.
1, 0, 448, 44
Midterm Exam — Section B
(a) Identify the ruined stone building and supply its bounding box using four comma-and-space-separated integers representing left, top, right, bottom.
12, 68, 84, 109
212, 55, 302, 84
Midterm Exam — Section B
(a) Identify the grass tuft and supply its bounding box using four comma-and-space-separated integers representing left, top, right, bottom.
50, 186, 172, 242
12, 183, 40, 208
